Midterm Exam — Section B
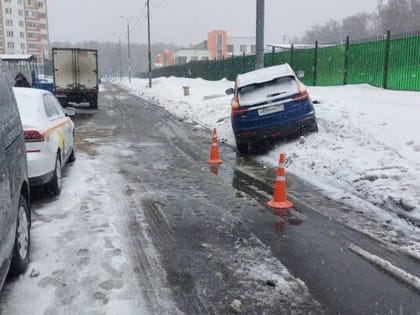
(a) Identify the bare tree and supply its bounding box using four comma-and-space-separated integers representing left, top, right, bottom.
378, 0, 411, 33
342, 13, 375, 39
409, 0, 420, 31
302, 20, 343, 44
300, 0, 420, 44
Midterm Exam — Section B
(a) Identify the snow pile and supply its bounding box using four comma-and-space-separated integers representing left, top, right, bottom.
120, 77, 420, 225
1, 155, 150, 314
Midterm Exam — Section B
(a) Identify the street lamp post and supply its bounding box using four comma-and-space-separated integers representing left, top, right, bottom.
147, 0, 152, 88
114, 34, 123, 81
120, 16, 132, 83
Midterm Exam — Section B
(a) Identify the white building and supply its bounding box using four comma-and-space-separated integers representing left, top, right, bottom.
0, 0, 50, 64
174, 49, 211, 65
226, 36, 256, 56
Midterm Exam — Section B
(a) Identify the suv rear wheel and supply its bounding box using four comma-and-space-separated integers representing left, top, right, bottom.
9, 195, 30, 276
236, 140, 250, 155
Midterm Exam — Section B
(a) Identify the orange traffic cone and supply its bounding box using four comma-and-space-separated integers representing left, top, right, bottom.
267, 153, 293, 211
207, 128, 223, 165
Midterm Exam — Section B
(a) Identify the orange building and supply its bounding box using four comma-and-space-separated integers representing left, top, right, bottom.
207, 30, 227, 60
164, 50, 174, 66
155, 50, 174, 67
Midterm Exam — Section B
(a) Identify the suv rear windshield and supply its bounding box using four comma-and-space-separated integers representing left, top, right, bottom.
238, 76, 298, 106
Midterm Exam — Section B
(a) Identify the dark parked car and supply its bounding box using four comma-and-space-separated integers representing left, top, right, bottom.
227, 63, 318, 154
0, 69, 31, 290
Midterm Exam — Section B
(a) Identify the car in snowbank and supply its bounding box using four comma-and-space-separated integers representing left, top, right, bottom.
226, 63, 318, 154
0, 71, 31, 290
13, 87, 76, 196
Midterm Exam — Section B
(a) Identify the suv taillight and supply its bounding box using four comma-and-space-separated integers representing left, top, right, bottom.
24, 130, 45, 142
230, 93, 249, 117
293, 82, 309, 101
232, 107, 249, 115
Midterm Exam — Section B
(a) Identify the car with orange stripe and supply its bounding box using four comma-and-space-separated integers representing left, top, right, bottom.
13, 87, 75, 196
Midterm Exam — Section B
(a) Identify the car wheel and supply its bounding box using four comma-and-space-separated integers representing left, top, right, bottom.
9, 195, 30, 276
299, 125, 313, 136
67, 146, 76, 163
48, 154, 62, 196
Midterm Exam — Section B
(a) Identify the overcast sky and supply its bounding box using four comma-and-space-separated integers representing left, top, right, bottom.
48, 0, 378, 46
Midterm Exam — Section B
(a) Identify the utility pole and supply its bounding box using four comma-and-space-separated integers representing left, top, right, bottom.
120, 16, 132, 83
255, 0, 265, 69
118, 37, 123, 81
127, 19, 131, 83
147, 0, 152, 88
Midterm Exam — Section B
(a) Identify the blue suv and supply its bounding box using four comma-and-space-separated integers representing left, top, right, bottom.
226, 63, 318, 154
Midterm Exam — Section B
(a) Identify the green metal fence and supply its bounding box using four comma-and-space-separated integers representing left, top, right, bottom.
149, 31, 420, 91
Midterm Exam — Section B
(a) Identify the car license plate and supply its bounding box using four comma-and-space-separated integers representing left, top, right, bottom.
258, 104, 284, 116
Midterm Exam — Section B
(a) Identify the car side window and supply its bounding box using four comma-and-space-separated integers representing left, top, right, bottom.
43, 95, 60, 119
48, 94, 66, 118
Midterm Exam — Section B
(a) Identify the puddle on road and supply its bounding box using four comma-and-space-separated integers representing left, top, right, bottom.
75, 128, 121, 157
212, 153, 420, 314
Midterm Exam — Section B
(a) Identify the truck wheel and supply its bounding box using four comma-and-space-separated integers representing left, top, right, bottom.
89, 98, 98, 109
59, 98, 68, 107
9, 195, 30, 276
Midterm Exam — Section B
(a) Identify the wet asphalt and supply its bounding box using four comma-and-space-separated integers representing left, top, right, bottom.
73, 83, 419, 314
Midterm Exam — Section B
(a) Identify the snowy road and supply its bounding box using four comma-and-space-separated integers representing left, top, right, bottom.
0, 83, 419, 314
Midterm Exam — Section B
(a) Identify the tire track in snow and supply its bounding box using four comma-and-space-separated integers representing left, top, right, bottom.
106, 170, 182, 315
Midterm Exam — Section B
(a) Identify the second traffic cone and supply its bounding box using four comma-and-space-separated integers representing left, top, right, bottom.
267, 152, 293, 211
207, 128, 223, 165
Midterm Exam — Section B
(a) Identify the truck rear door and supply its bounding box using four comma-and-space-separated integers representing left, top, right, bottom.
77, 50, 97, 90
53, 49, 75, 91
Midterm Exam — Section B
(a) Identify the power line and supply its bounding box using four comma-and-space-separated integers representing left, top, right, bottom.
132, 3, 148, 31
152, 0, 165, 12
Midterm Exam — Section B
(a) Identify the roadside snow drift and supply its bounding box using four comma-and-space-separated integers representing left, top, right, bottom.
120, 76, 420, 254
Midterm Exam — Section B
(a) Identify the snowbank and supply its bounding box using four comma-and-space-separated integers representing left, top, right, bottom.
120, 77, 420, 225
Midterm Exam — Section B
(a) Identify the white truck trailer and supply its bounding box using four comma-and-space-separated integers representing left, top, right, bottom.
52, 48, 99, 109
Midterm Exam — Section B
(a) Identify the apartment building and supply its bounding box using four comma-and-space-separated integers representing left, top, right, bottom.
0, 0, 49, 64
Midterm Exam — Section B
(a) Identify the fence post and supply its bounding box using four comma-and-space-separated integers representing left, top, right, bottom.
290, 44, 294, 69
383, 30, 391, 89
343, 36, 350, 85
242, 51, 246, 73
271, 46, 275, 66
231, 54, 235, 80
313, 41, 318, 86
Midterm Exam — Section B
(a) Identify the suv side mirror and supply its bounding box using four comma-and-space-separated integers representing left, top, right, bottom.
296, 71, 305, 79
225, 88, 235, 95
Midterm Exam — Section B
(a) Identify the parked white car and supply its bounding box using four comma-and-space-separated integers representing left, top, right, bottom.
13, 87, 76, 196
